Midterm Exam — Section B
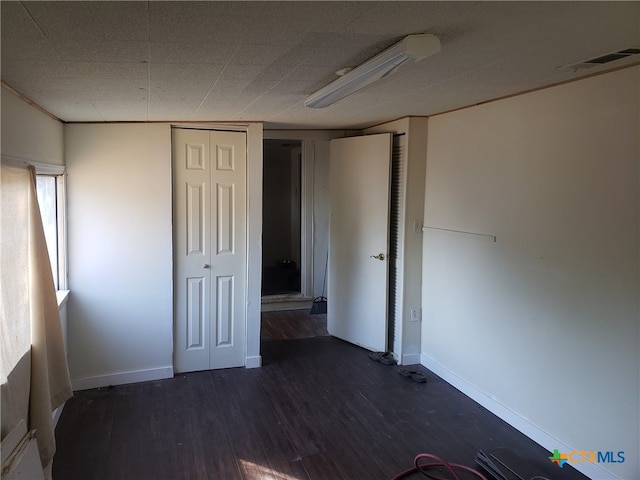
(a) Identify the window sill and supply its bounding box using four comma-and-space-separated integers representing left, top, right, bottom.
56, 290, 70, 309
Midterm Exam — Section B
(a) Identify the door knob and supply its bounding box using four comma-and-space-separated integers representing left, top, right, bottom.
203, 263, 210, 269
370, 253, 385, 261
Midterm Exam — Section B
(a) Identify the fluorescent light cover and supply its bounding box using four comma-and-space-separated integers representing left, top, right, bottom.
305, 34, 441, 108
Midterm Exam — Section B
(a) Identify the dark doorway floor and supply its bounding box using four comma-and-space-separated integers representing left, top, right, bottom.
261, 308, 328, 341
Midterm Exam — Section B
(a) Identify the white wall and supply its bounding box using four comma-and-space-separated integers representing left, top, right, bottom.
65, 124, 174, 388
1, 87, 64, 165
245, 123, 264, 368
421, 67, 639, 480
65, 122, 265, 382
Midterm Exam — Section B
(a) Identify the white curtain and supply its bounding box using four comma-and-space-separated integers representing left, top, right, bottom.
1, 163, 72, 479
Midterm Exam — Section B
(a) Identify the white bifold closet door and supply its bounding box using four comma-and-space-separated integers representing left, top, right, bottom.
173, 128, 247, 373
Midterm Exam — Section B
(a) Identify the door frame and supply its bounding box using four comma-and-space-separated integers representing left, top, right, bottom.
261, 134, 316, 301
172, 123, 263, 369
300, 139, 314, 298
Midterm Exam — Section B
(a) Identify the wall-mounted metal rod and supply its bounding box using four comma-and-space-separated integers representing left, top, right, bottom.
422, 225, 497, 242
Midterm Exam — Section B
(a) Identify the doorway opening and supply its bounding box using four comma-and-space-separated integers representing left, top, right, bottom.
262, 139, 303, 297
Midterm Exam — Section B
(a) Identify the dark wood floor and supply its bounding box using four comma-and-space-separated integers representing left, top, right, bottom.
53, 312, 588, 480
260, 309, 329, 341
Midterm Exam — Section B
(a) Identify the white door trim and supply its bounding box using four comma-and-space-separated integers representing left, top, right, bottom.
300, 139, 315, 298
171, 123, 263, 370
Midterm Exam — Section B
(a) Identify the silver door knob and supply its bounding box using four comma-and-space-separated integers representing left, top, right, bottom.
370, 253, 385, 261
203, 263, 210, 269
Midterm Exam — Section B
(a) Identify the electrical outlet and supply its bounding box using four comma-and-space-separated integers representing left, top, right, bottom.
410, 308, 421, 322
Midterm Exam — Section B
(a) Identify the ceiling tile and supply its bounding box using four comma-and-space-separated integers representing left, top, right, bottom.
149, 63, 224, 107
1, 36, 57, 62
90, 99, 149, 121
0, 1, 42, 37
50, 39, 149, 63
39, 99, 107, 121
148, 1, 268, 19
149, 42, 236, 65
148, 12, 250, 44
217, 64, 296, 87
23, 1, 149, 40
231, 43, 316, 67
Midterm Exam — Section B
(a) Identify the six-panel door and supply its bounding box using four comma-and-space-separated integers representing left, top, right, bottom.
173, 128, 247, 373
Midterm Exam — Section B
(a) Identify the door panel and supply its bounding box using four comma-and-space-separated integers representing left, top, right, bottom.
174, 128, 246, 373
215, 275, 233, 346
327, 133, 392, 352
187, 183, 205, 255
216, 183, 234, 254
186, 277, 205, 349
209, 131, 246, 369
174, 129, 211, 372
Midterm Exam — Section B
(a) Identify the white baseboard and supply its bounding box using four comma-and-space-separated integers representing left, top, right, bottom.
71, 366, 174, 391
420, 354, 615, 480
245, 355, 262, 369
401, 353, 421, 366
52, 403, 65, 428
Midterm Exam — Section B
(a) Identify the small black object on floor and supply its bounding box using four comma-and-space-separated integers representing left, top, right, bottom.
476, 447, 562, 480
368, 350, 397, 365
310, 296, 327, 314
310, 253, 328, 315
399, 368, 427, 383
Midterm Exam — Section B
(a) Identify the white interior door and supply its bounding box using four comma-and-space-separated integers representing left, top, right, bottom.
173, 128, 247, 373
327, 133, 392, 352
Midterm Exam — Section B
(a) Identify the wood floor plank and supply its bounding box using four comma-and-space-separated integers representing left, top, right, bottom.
218, 369, 310, 480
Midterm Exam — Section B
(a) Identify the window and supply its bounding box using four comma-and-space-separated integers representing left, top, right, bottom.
35, 168, 66, 290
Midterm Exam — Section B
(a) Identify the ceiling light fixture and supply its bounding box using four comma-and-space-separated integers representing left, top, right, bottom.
305, 34, 441, 108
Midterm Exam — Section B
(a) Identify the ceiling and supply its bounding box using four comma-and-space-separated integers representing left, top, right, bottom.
1, 1, 639, 129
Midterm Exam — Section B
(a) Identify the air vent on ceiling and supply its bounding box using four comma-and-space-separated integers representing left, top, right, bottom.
559, 47, 640, 71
